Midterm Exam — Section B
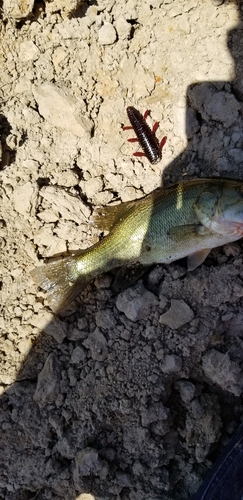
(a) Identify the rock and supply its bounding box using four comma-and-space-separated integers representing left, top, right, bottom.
206, 91, 240, 127
228, 148, 243, 164
71, 346, 86, 364
55, 435, 74, 459
94, 274, 113, 289
33, 225, 66, 257
188, 83, 240, 128
82, 177, 103, 199
29, 311, 67, 343
95, 309, 116, 329
73, 448, 108, 488
98, 23, 117, 45
45, 0, 84, 17
223, 242, 241, 257
159, 299, 194, 329
161, 354, 182, 374
116, 282, 158, 322
17, 338, 32, 356
115, 17, 131, 40
116, 471, 132, 487
185, 394, 222, 463
3, 0, 34, 18
74, 448, 102, 477
147, 266, 165, 289
52, 47, 68, 73
33, 353, 61, 403
202, 349, 243, 396
141, 402, 169, 427
39, 185, 90, 223
190, 399, 205, 419
19, 41, 39, 62
211, 0, 224, 5
37, 208, 59, 223
13, 182, 38, 217
33, 83, 93, 138
83, 328, 108, 361
77, 317, 88, 330
175, 380, 196, 403
67, 326, 87, 340
155, 348, 164, 361
226, 313, 243, 341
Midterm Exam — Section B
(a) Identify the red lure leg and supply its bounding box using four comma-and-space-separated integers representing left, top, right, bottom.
152, 122, 159, 134
160, 136, 167, 149
133, 151, 146, 157
145, 113, 166, 152
143, 109, 150, 121
123, 125, 133, 130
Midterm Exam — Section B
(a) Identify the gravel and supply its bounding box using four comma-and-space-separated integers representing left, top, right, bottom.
1, 1, 243, 499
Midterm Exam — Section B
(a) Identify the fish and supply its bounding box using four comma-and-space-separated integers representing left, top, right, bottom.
31, 178, 243, 313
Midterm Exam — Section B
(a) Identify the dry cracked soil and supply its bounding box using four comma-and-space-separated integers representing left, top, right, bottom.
1, 0, 243, 499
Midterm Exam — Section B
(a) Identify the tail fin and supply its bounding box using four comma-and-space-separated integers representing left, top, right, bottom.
31, 256, 90, 313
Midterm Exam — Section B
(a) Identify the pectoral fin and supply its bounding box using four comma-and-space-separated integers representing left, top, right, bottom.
187, 249, 211, 271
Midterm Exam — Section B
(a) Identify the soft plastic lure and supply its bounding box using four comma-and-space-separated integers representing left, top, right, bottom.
123, 106, 167, 164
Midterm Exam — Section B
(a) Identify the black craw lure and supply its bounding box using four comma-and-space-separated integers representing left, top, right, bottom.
123, 106, 167, 164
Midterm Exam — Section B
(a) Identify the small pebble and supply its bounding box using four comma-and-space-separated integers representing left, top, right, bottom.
159, 299, 194, 329
161, 354, 182, 374
116, 282, 158, 322
98, 23, 117, 45
175, 380, 196, 403
71, 346, 86, 364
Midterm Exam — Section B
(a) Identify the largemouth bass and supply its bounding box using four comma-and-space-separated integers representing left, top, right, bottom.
31, 178, 243, 313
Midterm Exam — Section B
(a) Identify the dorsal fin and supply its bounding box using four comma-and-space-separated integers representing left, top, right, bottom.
91, 200, 136, 232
